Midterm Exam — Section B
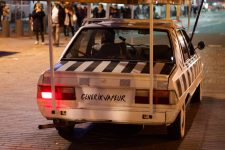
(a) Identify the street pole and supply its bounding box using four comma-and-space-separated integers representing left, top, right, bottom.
188, 0, 191, 33
47, 0, 56, 112
149, 0, 153, 114
190, 0, 204, 42
166, 3, 170, 19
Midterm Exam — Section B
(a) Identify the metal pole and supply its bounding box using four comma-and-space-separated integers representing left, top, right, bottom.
166, 3, 170, 19
149, 0, 153, 114
47, 0, 56, 112
21, 0, 22, 19
176, 4, 181, 20
87, 3, 91, 19
131, 5, 134, 19
188, 0, 191, 33
106, 3, 110, 19
190, 0, 204, 42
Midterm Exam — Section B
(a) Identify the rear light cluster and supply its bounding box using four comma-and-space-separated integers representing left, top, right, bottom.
37, 85, 75, 100
135, 89, 171, 104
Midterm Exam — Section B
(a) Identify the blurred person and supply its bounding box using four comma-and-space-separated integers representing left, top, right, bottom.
32, 3, 45, 45
64, 2, 76, 37
121, 5, 131, 19
134, 5, 141, 19
96, 4, 105, 18
92, 4, 98, 18
110, 4, 120, 18
0, 1, 6, 29
3, 4, 9, 20
74, 3, 85, 30
83, 5, 87, 18
52, 1, 65, 46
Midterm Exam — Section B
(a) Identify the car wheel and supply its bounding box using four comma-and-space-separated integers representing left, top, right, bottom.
53, 119, 75, 135
191, 83, 202, 103
167, 103, 186, 139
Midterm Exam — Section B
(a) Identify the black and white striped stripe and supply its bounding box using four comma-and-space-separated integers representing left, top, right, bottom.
55, 61, 175, 75
176, 59, 203, 97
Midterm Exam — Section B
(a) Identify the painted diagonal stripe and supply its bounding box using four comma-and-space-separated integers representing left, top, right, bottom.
131, 62, 146, 73
59, 61, 68, 65
194, 61, 198, 77
112, 62, 129, 73
103, 61, 119, 72
84, 61, 102, 72
160, 63, 174, 75
193, 64, 197, 78
187, 69, 192, 86
197, 60, 201, 75
182, 74, 187, 91
141, 63, 156, 74
57, 61, 76, 71
66, 61, 83, 71
154, 63, 165, 74
190, 66, 195, 80
176, 79, 182, 97
122, 62, 137, 73
93, 61, 111, 72
75, 61, 94, 72
141, 63, 149, 73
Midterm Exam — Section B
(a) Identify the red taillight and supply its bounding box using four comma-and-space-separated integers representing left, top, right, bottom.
41, 92, 52, 99
135, 90, 170, 104
153, 90, 170, 104
37, 85, 75, 100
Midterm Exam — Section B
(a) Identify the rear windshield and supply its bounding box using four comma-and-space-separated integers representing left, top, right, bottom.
63, 28, 174, 63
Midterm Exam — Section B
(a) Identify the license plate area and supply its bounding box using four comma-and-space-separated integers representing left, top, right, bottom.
76, 87, 135, 106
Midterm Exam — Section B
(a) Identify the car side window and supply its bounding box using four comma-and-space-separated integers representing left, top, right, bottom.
177, 30, 190, 62
181, 30, 195, 56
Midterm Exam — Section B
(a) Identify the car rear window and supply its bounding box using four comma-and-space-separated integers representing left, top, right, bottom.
63, 28, 174, 63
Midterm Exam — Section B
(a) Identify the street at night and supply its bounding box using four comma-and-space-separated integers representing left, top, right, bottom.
1, 4, 225, 150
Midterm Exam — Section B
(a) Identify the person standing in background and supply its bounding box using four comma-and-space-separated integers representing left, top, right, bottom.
0, 1, 6, 30
110, 4, 120, 18
121, 5, 131, 19
92, 3, 98, 18
32, 3, 45, 45
74, 4, 85, 30
2, 4, 10, 20
96, 4, 105, 18
52, 1, 65, 47
64, 2, 76, 37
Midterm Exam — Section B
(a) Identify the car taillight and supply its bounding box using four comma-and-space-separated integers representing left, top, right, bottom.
37, 85, 75, 100
41, 92, 52, 99
153, 90, 170, 104
135, 90, 170, 104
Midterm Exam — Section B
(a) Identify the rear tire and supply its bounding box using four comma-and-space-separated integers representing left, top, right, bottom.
191, 83, 202, 103
167, 103, 186, 139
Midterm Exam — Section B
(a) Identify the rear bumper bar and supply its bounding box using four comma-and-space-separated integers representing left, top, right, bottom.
38, 106, 179, 125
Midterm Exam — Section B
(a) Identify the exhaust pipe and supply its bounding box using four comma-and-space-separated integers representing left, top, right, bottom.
38, 124, 55, 129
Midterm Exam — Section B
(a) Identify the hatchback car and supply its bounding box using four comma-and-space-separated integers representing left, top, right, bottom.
37, 19, 205, 139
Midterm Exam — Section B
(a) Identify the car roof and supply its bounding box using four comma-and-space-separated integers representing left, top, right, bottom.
82, 18, 184, 30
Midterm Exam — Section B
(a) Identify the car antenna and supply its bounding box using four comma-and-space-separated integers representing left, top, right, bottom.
190, 0, 204, 42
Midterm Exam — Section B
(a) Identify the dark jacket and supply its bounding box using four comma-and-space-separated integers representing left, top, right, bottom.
32, 10, 45, 32
57, 4, 65, 27
96, 9, 106, 18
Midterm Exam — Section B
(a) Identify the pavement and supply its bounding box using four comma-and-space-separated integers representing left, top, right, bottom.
0, 36, 71, 150
0, 34, 225, 149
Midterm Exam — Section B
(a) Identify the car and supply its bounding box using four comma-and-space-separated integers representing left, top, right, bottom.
37, 19, 205, 139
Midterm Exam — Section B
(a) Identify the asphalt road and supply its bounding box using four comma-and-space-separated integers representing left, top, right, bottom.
0, 10, 225, 150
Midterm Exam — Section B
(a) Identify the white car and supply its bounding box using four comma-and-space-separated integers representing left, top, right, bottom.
37, 19, 205, 139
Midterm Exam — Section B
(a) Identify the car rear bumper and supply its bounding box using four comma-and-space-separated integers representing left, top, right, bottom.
38, 102, 179, 125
